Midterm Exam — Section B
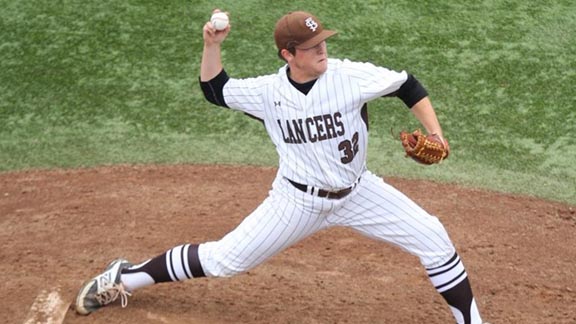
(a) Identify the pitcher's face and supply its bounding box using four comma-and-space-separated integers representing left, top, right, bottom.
288, 41, 328, 83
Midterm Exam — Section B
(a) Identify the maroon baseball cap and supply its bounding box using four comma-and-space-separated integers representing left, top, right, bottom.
274, 11, 337, 50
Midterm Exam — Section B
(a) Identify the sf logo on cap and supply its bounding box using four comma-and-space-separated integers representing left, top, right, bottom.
305, 17, 318, 32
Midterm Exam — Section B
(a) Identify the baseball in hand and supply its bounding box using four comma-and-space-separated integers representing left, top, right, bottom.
210, 12, 229, 31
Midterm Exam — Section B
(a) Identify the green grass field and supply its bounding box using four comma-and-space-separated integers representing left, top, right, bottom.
1, 0, 575, 205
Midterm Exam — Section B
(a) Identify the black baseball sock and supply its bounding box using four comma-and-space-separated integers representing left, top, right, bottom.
120, 244, 205, 291
426, 253, 482, 324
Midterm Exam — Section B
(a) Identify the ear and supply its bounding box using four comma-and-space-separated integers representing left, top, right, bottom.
280, 48, 294, 61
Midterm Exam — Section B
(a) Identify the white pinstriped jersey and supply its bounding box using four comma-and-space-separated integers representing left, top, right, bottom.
198, 59, 461, 308
223, 58, 408, 190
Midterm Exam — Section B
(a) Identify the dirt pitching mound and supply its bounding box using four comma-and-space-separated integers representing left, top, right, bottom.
1, 164, 574, 323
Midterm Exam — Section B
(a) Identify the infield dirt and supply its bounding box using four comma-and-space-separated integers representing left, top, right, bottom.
1, 165, 574, 323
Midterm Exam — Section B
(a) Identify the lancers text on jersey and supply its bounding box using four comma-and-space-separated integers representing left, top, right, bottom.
277, 112, 345, 144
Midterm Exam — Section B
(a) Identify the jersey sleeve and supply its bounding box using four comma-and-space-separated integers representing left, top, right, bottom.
199, 69, 230, 108
384, 74, 429, 108
339, 59, 408, 102
222, 75, 273, 121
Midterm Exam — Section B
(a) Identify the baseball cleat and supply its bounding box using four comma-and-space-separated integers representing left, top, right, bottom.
75, 258, 133, 315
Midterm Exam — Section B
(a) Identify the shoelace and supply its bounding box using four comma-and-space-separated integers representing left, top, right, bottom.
96, 282, 132, 308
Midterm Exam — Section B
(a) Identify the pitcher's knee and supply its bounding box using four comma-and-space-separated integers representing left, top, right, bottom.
409, 222, 457, 268
419, 244, 457, 269
416, 216, 458, 268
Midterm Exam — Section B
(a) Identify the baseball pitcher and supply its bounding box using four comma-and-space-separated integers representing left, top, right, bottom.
75, 10, 487, 324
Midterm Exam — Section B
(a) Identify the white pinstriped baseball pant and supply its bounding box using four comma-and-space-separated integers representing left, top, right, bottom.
198, 170, 455, 277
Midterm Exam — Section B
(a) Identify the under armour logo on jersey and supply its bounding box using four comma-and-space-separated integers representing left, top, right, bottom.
305, 17, 318, 32
274, 101, 281, 107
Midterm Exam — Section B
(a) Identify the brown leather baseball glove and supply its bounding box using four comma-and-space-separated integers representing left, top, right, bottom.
399, 129, 450, 165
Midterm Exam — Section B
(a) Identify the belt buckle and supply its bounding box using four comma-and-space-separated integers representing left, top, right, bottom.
326, 187, 352, 199
286, 177, 357, 200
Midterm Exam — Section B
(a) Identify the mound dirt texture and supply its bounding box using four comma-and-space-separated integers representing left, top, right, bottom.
1, 164, 575, 324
